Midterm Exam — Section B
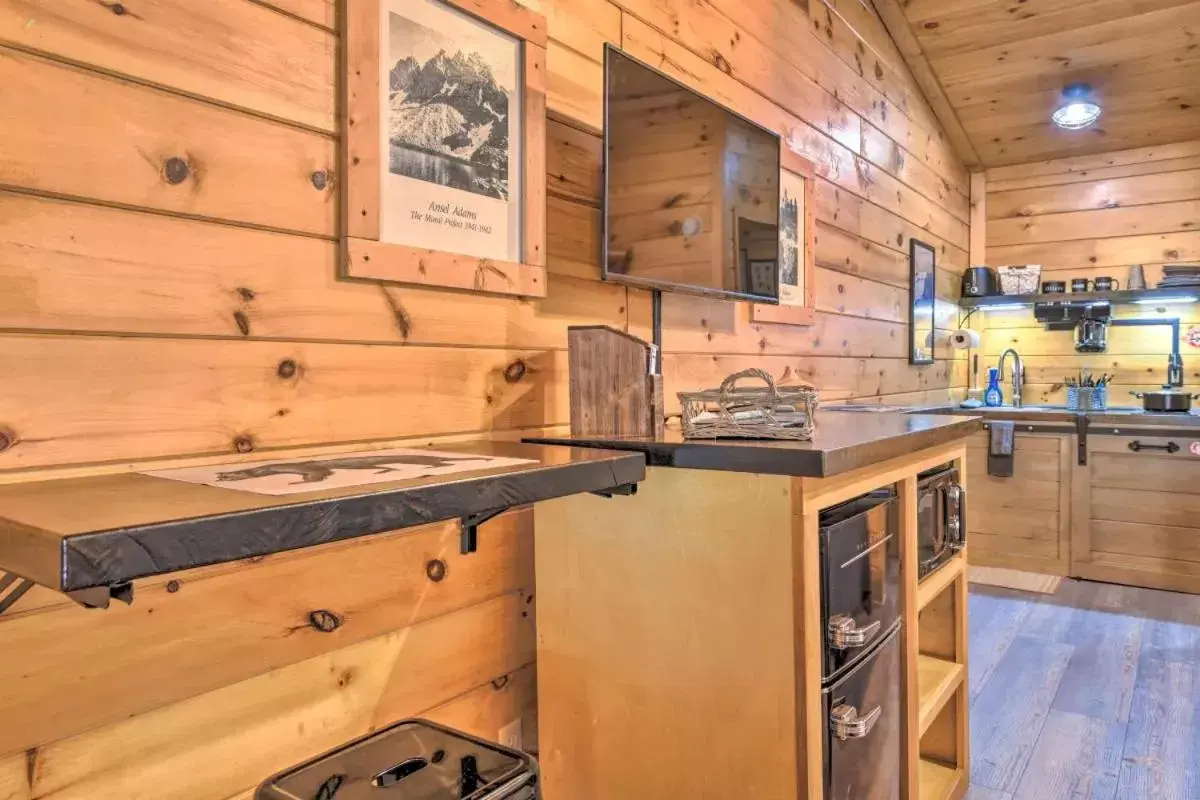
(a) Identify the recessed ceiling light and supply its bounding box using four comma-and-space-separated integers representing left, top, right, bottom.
1053, 83, 1101, 130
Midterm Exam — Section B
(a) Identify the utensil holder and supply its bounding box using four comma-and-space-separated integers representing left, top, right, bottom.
1067, 386, 1106, 411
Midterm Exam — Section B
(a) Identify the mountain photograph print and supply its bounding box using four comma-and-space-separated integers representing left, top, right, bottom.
387, 9, 515, 201
777, 169, 805, 305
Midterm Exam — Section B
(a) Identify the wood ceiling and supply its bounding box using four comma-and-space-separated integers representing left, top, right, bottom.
872, 0, 1200, 167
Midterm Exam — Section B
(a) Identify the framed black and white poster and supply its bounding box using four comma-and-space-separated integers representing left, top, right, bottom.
342, 0, 548, 298
381, 0, 522, 262
910, 238, 937, 365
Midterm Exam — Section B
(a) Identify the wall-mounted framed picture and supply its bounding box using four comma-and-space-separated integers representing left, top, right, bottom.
342, 0, 548, 298
909, 238, 937, 365
751, 148, 816, 326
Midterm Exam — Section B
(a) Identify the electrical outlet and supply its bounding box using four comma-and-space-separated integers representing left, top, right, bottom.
499, 718, 523, 751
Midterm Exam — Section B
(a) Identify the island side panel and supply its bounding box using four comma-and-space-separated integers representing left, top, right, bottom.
534, 466, 799, 800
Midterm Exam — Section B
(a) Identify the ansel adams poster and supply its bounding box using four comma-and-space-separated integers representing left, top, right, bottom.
778, 170, 805, 306
380, 0, 523, 263
144, 448, 538, 496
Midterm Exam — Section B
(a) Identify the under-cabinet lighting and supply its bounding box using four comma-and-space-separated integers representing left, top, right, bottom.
980, 303, 1030, 311
1131, 296, 1198, 305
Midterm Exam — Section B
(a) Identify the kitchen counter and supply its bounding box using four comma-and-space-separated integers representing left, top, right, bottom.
526, 411, 981, 477
831, 403, 1200, 431
0, 441, 645, 600
530, 414, 976, 800
837, 404, 1200, 596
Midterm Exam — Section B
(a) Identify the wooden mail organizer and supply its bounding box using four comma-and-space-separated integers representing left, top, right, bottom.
528, 412, 981, 800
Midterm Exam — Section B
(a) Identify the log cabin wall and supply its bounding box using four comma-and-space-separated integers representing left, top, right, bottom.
981, 141, 1200, 405
0, 0, 969, 796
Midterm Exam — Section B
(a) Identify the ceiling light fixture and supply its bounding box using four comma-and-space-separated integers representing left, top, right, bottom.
1052, 83, 1101, 130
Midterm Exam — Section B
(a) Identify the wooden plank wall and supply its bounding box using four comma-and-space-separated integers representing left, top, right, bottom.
981, 141, 1200, 405
0, 0, 969, 796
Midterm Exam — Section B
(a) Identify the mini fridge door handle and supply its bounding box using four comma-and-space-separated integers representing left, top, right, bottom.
830, 703, 883, 740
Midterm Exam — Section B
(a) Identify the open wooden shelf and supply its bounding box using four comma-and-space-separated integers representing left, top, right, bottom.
917, 655, 964, 736
918, 758, 965, 800
917, 555, 964, 611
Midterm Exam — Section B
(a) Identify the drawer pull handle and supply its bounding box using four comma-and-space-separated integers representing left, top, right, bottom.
827, 614, 881, 649
1128, 440, 1179, 454
830, 703, 882, 740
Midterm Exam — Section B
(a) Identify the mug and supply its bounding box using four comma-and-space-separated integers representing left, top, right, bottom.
1071, 278, 1091, 292
1094, 276, 1120, 291
1041, 280, 1066, 294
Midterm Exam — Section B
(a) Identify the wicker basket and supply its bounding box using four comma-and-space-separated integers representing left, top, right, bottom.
679, 368, 818, 441
997, 265, 1042, 295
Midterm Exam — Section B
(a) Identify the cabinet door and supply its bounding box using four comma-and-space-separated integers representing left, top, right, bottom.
966, 432, 1072, 575
1072, 431, 1200, 593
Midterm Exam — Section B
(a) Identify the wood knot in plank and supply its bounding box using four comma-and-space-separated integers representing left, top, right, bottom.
162, 156, 191, 185
310, 170, 330, 191
474, 259, 512, 291
233, 310, 251, 336
309, 609, 343, 633
0, 428, 14, 453
377, 285, 412, 341
233, 435, 254, 453
277, 359, 298, 379
491, 674, 510, 690
707, 49, 732, 75
425, 559, 447, 582
504, 359, 527, 384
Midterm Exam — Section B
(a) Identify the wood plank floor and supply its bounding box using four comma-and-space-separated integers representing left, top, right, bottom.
966, 580, 1200, 800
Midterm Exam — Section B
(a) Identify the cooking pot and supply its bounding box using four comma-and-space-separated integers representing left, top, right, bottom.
1130, 387, 1198, 412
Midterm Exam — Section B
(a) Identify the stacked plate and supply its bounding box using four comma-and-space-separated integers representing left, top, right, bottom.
1158, 264, 1200, 288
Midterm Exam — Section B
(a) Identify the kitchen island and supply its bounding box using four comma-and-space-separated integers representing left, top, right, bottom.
527, 413, 981, 800
833, 405, 1200, 594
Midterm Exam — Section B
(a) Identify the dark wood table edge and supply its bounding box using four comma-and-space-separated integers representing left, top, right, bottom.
56, 451, 645, 593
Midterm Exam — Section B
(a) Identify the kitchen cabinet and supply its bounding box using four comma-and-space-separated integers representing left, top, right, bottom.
965, 432, 1073, 575
1071, 429, 1200, 594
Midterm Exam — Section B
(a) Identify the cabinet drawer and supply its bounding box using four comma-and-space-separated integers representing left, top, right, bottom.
1088, 432, 1200, 461
1089, 434, 1200, 496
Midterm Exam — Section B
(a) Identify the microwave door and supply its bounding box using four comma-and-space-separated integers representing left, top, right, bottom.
917, 485, 946, 574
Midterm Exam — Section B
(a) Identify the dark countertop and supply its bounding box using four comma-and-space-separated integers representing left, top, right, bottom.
0, 441, 645, 595
525, 412, 981, 478
829, 403, 1200, 430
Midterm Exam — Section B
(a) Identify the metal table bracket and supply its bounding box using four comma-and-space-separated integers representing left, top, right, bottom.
458, 483, 639, 554
460, 509, 506, 555
590, 483, 639, 499
66, 582, 135, 610
0, 572, 137, 617
0, 572, 34, 616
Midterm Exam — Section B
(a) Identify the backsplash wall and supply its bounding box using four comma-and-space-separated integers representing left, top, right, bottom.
980, 141, 1200, 404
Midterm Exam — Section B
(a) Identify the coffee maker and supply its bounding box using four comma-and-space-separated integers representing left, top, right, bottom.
1033, 300, 1112, 352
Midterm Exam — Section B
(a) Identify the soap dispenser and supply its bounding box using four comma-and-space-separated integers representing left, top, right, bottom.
984, 367, 1004, 407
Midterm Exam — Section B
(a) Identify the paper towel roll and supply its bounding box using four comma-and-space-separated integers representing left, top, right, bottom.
949, 329, 982, 350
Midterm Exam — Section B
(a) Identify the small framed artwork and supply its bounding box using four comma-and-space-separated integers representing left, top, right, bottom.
342, 0, 548, 297
910, 238, 937, 365
752, 148, 816, 326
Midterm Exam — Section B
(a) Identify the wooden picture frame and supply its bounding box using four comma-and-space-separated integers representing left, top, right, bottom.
341, 0, 548, 298
751, 148, 817, 326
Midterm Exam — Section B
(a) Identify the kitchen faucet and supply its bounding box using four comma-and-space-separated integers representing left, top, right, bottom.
998, 348, 1024, 408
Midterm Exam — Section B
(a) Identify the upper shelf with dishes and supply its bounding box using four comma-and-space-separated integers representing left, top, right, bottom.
960, 264, 1200, 308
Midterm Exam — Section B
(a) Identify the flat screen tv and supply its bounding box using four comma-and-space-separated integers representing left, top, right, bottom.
602, 45, 782, 303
